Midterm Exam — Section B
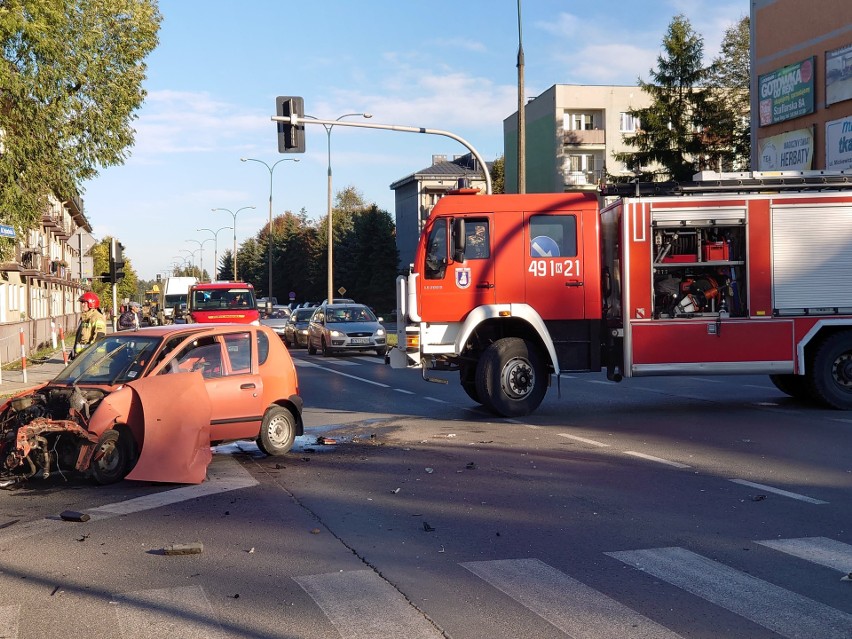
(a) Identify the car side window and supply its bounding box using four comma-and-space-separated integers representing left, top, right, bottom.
223, 332, 252, 374
424, 220, 448, 279
464, 219, 490, 260
256, 330, 270, 365
165, 336, 223, 378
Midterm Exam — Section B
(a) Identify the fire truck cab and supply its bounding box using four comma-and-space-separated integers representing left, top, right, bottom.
391, 172, 852, 417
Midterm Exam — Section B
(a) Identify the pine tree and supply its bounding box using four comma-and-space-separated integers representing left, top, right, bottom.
615, 15, 711, 181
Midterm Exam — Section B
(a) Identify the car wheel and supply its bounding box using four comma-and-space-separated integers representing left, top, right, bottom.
322, 339, 333, 357
375, 346, 387, 357
257, 406, 296, 456
90, 429, 132, 485
307, 338, 317, 355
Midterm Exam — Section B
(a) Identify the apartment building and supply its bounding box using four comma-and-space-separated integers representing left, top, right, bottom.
390, 153, 490, 271
0, 194, 92, 360
502, 84, 652, 194
751, 0, 852, 171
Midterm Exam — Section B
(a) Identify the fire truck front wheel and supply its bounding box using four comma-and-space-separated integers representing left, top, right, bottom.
808, 331, 852, 410
476, 337, 547, 417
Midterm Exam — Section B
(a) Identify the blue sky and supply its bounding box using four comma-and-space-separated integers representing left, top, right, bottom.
81, 0, 747, 280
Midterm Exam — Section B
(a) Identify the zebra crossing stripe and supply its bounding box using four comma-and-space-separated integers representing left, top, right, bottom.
756, 536, 852, 572
0, 604, 19, 639
606, 546, 852, 638
112, 585, 229, 639
461, 558, 683, 639
294, 570, 443, 639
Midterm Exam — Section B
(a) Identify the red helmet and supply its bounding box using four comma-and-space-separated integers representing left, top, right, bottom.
79, 291, 100, 309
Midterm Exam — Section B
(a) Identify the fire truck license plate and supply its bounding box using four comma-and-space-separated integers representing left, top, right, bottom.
350, 338, 369, 345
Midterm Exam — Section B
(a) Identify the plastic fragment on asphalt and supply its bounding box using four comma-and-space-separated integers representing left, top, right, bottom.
425, 467, 434, 473
316, 437, 337, 445
391, 487, 400, 494
423, 521, 435, 532
60, 511, 90, 522
163, 542, 203, 555
247, 547, 255, 554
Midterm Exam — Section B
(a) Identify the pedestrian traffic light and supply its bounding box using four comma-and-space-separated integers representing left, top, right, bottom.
276, 96, 305, 153
109, 240, 126, 283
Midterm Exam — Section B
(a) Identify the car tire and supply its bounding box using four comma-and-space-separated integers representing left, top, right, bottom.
307, 339, 317, 355
375, 346, 387, 357
257, 406, 296, 456
90, 429, 132, 485
322, 339, 333, 357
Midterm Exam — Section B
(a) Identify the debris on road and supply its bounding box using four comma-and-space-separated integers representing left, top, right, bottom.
162, 542, 204, 555
310, 528, 321, 535
751, 494, 767, 502
316, 437, 337, 445
0, 519, 19, 529
423, 521, 435, 532
60, 510, 90, 522
391, 487, 400, 494
425, 467, 434, 474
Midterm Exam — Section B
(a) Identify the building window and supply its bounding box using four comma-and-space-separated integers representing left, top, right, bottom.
620, 112, 640, 133
563, 113, 594, 131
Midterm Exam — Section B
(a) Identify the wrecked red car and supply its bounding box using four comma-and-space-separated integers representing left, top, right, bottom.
0, 324, 302, 485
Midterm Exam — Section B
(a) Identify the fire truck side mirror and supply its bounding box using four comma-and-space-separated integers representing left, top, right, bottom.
452, 218, 466, 263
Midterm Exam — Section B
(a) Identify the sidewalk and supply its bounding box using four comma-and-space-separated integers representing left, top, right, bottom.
0, 351, 69, 399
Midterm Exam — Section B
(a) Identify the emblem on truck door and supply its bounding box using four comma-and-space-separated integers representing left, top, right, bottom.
455, 267, 472, 289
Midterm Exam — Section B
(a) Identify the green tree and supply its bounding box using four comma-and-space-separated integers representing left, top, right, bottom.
615, 14, 711, 181
490, 155, 505, 194
90, 236, 138, 312
0, 0, 161, 261
705, 16, 751, 171
346, 205, 399, 312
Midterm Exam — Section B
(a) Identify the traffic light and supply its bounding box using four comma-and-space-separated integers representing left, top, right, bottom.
276, 96, 305, 153
109, 240, 126, 283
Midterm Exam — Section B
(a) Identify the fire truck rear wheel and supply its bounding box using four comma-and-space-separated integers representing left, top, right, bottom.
808, 331, 852, 409
476, 337, 546, 417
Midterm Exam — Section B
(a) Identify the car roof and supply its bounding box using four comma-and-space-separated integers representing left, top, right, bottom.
191, 281, 254, 290
121, 323, 265, 337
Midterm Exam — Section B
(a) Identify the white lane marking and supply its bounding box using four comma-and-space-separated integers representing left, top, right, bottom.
393, 388, 415, 395
424, 397, 448, 404
320, 359, 359, 366
0, 605, 19, 639
623, 451, 690, 468
558, 433, 610, 447
90, 457, 258, 516
462, 558, 683, 639
293, 359, 319, 368
756, 537, 852, 571
587, 380, 612, 385
309, 364, 390, 388
295, 570, 443, 639
833, 418, 852, 424
113, 585, 229, 639
728, 479, 828, 505
607, 546, 852, 637
0, 459, 258, 545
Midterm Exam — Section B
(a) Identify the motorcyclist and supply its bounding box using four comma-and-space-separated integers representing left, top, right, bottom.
72, 292, 107, 358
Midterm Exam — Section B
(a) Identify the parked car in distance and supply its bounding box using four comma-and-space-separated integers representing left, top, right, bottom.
283, 307, 315, 348
260, 306, 291, 338
307, 303, 386, 357
0, 324, 303, 485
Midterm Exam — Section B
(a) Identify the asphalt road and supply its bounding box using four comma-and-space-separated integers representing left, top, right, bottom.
0, 349, 850, 638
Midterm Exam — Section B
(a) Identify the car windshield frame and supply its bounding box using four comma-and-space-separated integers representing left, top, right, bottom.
325, 305, 378, 323
54, 334, 164, 385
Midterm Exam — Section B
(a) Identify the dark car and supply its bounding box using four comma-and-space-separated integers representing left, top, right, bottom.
0, 324, 303, 485
283, 307, 315, 348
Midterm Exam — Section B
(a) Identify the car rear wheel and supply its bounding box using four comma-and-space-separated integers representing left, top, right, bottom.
90, 429, 132, 485
257, 406, 296, 456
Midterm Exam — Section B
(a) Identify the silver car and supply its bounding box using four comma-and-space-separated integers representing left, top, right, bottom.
307, 304, 386, 357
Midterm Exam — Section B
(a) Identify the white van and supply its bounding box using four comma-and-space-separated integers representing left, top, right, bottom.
159, 277, 198, 323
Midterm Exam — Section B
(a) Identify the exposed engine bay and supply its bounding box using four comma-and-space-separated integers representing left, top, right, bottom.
0, 386, 107, 485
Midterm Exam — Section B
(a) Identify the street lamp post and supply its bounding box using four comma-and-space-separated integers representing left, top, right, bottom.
212, 206, 256, 280
186, 238, 213, 281
241, 157, 299, 299
180, 248, 201, 275
197, 226, 232, 281
305, 112, 372, 303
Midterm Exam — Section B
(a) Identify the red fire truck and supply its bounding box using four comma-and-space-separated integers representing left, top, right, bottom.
389, 171, 852, 417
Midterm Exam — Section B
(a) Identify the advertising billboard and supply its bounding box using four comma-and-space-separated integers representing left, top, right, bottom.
826, 116, 852, 171
826, 43, 852, 106
758, 128, 814, 171
758, 57, 816, 126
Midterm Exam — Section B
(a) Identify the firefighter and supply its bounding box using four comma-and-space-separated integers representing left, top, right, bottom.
72, 291, 107, 358
466, 222, 489, 258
